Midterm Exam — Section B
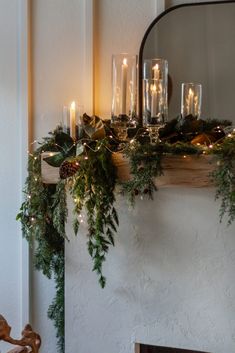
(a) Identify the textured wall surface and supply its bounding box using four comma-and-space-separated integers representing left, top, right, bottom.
66, 189, 235, 353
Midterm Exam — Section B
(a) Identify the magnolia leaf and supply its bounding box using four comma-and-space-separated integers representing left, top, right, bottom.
82, 114, 106, 140
43, 152, 66, 167
55, 131, 74, 149
76, 143, 84, 156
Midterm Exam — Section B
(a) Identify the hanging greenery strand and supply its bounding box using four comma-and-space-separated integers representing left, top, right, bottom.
17, 143, 67, 353
211, 135, 235, 225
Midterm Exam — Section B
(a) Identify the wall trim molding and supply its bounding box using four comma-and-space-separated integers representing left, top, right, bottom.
84, 0, 94, 115
155, 0, 165, 14
18, 0, 31, 327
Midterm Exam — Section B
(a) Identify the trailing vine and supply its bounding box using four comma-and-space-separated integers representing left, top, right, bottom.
17, 115, 235, 352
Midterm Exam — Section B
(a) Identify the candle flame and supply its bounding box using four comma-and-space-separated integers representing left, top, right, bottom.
71, 101, 76, 110
123, 58, 128, 65
153, 64, 159, 70
189, 88, 194, 96
151, 84, 157, 92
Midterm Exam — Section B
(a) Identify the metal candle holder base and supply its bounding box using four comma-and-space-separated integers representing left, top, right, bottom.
148, 125, 163, 144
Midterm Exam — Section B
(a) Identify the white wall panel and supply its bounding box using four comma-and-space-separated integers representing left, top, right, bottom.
94, 0, 158, 118
0, 0, 27, 351
31, 1, 89, 352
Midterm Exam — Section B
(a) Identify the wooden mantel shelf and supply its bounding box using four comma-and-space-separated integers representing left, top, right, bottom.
41, 152, 215, 188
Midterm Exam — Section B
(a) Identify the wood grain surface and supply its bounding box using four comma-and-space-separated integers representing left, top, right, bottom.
41, 152, 216, 187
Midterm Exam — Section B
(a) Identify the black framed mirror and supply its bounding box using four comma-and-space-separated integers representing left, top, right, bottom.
138, 0, 235, 125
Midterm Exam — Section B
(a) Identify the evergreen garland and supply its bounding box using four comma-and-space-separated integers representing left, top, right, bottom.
211, 135, 235, 224
17, 117, 235, 353
70, 139, 118, 288
17, 137, 67, 353
122, 142, 163, 204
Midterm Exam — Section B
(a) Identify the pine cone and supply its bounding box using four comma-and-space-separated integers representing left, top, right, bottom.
59, 160, 80, 179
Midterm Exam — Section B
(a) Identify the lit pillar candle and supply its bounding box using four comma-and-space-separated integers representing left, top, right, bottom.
151, 84, 157, 117
153, 63, 160, 80
188, 88, 194, 115
70, 101, 76, 140
194, 96, 198, 115
130, 65, 136, 114
121, 58, 128, 115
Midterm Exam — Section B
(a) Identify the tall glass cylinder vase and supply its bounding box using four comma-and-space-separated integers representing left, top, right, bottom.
111, 54, 137, 140
181, 83, 202, 119
143, 58, 168, 143
143, 58, 168, 126
143, 79, 166, 143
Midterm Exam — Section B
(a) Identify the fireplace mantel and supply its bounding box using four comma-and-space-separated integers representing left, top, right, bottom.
135, 343, 210, 353
41, 152, 215, 188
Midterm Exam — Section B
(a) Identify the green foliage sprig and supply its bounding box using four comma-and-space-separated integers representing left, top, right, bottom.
70, 139, 118, 288
211, 135, 235, 224
122, 142, 163, 204
17, 142, 67, 353
17, 128, 119, 351
122, 141, 204, 204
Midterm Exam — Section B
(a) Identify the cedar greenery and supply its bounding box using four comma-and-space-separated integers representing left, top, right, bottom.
17, 143, 67, 353
17, 118, 235, 353
70, 139, 118, 288
211, 135, 235, 225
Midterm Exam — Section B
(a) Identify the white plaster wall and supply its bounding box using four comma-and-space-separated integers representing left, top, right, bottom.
66, 190, 235, 353
0, 0, 24, 351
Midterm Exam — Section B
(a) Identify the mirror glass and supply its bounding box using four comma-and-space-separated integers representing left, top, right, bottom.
141, 2, 235, 121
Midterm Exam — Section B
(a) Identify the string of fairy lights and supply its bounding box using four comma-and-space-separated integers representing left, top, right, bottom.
25, 123, 235, 224
27, 124, 235, 162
